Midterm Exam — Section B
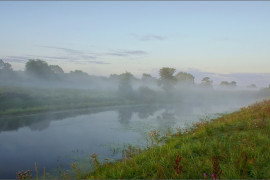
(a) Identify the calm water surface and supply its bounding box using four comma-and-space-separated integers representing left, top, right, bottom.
0, 103, 249, 178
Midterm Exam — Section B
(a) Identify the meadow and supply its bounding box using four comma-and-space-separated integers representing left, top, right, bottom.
2, 2, 270, 179
0, 85, 264, 117
1, 79, 270, 179
79, 99, 270, 179
0, 86, 136, 116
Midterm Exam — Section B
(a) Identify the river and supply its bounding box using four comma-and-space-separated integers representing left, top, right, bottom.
0, 100, 256, 178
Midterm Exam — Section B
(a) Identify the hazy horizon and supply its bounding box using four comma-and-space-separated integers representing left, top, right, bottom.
1, 1, 270, 87
1, 2, 270, 178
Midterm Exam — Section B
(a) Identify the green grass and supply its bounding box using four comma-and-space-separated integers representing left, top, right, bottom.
84, 100, 270, 179
0, 86, 136, 115
1, 85, 268, 116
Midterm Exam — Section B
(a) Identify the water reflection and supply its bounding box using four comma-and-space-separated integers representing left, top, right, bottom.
117, 106, 160, 126
0, 105, 162, 132
0, 102, 251, 178
137, 106, 156, 119
118, 108, 132, 125
156, 110, 177, 130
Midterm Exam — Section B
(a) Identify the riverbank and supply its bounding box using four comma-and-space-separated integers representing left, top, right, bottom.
0, 86, 263, 116
0, 86, 139, 116
85, 100, 270, 179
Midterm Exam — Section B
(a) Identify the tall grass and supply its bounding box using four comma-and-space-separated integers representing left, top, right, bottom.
0, 86, 135, 115
86, 100, 270, 179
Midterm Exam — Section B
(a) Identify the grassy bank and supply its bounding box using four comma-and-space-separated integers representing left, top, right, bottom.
1, 86, 266, 116
0, 86, 137, 116
85, 100, 270, 179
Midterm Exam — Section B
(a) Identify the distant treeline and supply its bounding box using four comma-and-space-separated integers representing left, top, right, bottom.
1, 59, 270, 116
1, 59, 266, 90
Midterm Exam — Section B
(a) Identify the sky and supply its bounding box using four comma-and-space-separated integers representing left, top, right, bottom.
0, 1, 270, 87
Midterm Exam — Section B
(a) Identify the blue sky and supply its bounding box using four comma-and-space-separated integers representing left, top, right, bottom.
1, 1, 270, 87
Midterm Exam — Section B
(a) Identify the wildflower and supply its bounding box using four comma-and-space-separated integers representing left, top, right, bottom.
249, 158, 254, 164
204, 173, 207, 179
173, 155, 182, 175
212, 156, 222, 179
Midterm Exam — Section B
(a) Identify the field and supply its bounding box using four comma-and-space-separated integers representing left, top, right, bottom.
80, 100, 270, 179
0, 86, 135, 116
2, 88, 270, 179
1, 86, 265, 116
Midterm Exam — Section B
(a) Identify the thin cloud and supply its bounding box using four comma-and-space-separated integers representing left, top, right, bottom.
2, 54, 109, 65
105, 52, 128, 57
123, 50, 148, 55
38, 45, 101, 62
80, 55, 97, 59
34, 55, 71, 60
65, 60, 110, 65
2, 55, 71, 63
87, 61, 110, 64
39, 45, 147, 59
39, 45, 83, 54
39, 45, 100, 57
2, 56, 30, 63
106, 49, 148, 57
131, 34, 167, 41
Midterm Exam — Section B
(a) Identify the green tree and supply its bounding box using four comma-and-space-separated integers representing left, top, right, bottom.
158, 67, 176, 93
119, 72, 134, 81
109, 74, 120, 81
0, 59, 13, 73
69, 70, 88, 77
175, 72, 195, 84
118, 72, 134, 98
220, 81, 237, 88
0, 59, 14, 80
142, 73, 156, 83
201, 77, 213, 88
142, 73, 152, 80
220, 81, 230, 86
25, 59, 53, 79
49, 65, 64, 74
230, 81, 237, 87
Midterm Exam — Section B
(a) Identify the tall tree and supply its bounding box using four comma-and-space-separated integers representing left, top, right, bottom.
0, 59, 13, 73
142, 73, 156, 83
49, 65, 64, 74
158, 67, 176, 92
0, 59, 13, 80
220, 81, 237, 88
230, 81, 237, 87
25, 59, 53, 79
69, 70, 88, 77
118, 72, 134, 98
175, 72, 195, 84
201, 77, 213, 88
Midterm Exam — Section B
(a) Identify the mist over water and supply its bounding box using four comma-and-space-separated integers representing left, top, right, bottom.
1, 59, 270, 178
1, 1, 270, 178
0, 96, 263, 178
